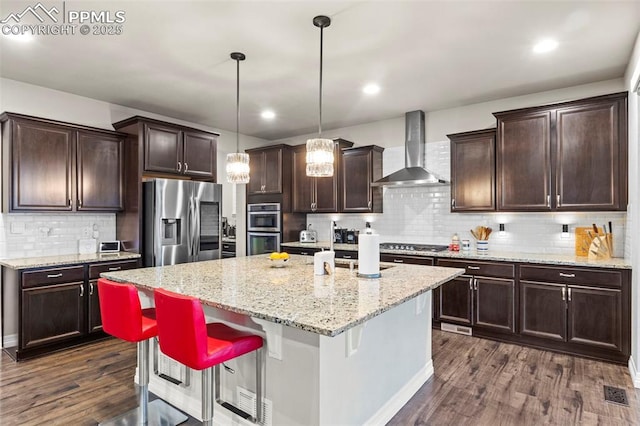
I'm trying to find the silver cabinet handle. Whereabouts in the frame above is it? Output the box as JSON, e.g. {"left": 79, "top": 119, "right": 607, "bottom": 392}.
{"left": 177, "top": 161, "right": 182, "bottom": 172}
{"left": 474, "top": 278, "right": 478, "bottom": 291}
{"left": 393, "top": 259, "right": 404, "bottom": 263}
{"left": 568, "top": 288, "right": 572, "bottom": 302}
{"left": 342, "top": 255, "right": 353, "bottom": 259}
{"left": 108, "top": 267, "right": 122, "bottom": 271}
{"left": 78, "top": 199, "right": 82, "bottom": 207}
{"left": 47, "top": 273, "right": 63, "bottom": 278}
{"left": 368, "top": 201, "right": 372, "bottom": 210}
{"left": 80, "top": 285, "right": 84, "bottom": 297}
{"left": 184, "top": 162, "right": 189, "bottom": 172}
{"left": 546, "top": 195, "right": 551, "bottom": 207}
{"left": 557, "top": 194, "right": 560, "bottom": 206}
{"left": 469, "top": 277, "right": 473, "bottom": 290}
{"left": 561, "top": 287, "right": 566, "bottom": 301}
{"left": 467, "top": 266, "right": 480, "bottom": 270}
{"left": 559, "top": 273, "right": 575, "bottom": 278}
{"left": 451, "top": 198, "right": 455, "bottom": 208}
{"left": 68, "top": 199, "right": 72, "bottom": 207}
{"left": 89, "top": 282, "right": 94, "bottom": 296}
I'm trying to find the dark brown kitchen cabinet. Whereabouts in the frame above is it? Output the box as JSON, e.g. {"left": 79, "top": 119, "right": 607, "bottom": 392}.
{"left": 518, "top": 264, "right": 629, "bottom": 363}
{"left": 77, "top": 130, "right": 124, "bottom": 211}
{"left": 246, "top": 145, "right": 292, "bottom": 195}
{"left": 1, "top": 258, "right": 140, "bottom": 361}
{"left": 143, "top": 122, "right": 217, "bottom": 179}
{"left": 341, "top": 146, "right": 384, "bottom": 213}
{"left": 436, "top": 259, "right": 515, "bottom": 334}
{"left": 448, "top": 129, "right": 496, "bottom": 212}
{"left": 292, "top": 139, "right": 353, "bottom": 213}
{"left": 0, "top": 113, "right": 125, "bottom": 213}
{"left": 494, "top": 92, "right": 627, "bottom": 212}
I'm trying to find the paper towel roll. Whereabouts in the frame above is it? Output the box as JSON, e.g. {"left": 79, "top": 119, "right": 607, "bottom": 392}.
{"left": 314, "top": 251, "right": 335, "bottom": 275}
{"left": 358, "top": 233, "right": 380, "bottom": 277}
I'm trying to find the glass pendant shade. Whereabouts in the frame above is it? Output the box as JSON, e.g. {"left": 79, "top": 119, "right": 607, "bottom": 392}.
{"left": 306, "top": 137, "right": 334, "bottom": 177}
{"left": 226, "top": 152, "right": 250, "bottom": 183}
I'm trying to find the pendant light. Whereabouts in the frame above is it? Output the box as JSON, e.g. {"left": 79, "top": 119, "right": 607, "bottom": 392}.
{"left": 226, "top": 52, "right": 250, "bottom": 184}
{"left": 306, "top": 15, "right": 334, "bottom": 178}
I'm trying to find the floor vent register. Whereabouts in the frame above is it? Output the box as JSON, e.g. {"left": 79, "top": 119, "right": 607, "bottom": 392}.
{"left": 603, "top": 385, "right": 629, "bottom": 406}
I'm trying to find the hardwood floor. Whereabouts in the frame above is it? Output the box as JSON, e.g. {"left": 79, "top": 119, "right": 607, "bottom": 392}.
{"left": 1, "top": 331, "right": 639, "bottom": 425}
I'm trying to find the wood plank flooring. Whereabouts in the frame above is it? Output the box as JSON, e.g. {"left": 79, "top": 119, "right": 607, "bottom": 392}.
{"left": 1, "top": 331, "right": 639, "bottom": 425}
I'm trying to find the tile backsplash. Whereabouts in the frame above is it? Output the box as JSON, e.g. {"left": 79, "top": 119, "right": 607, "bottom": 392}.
{"left": 0, "top": 213, "right": 116, "bottom": 259}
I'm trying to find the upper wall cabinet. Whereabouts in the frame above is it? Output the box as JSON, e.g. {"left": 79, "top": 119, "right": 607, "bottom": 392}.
{"left": 494, "top": 92, "right": 627, "bottom": 212}
{"left": 114, "top": 116, "right": 218, "bottom": 181}
{"left": 340, "top": 145, "right": 384, "bottom": 213}
{"left": 1, "top": 113, "right": 124, "bottom": 212}
{"left": 292, "top": 139, "right": 353, "bottom": 213}
{"left": 448, "top": 129, "right": 496, "bottom": 212}
{"left": 246, "top": 145, "right": 291, "bottom": 195}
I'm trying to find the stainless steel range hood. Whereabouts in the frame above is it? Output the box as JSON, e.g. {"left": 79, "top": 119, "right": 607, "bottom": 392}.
{"left": 371, "top": 110, "right": 448, "bottom": 187}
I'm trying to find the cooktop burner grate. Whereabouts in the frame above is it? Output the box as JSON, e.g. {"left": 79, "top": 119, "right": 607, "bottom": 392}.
{"left": 380, "top": 242, "right": 449, "bottom": 252}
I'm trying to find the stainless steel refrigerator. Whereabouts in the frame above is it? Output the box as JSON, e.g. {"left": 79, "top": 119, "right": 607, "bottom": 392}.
{"left": 143, "top": 178, "right": 222, "bottom": 266}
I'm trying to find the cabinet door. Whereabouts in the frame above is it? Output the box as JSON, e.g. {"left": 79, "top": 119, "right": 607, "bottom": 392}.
{"left": 474, "top": 277, "right": 515, "bottom": 333}
{"left": 568, "top": 285, "right": 622, "bottom": 351}
{"left": 87, "top": 280, "right": 102, "bottom": 333}
{"left": 496, "top": 111, "right": 552, "bottom": 211}
{"left": 292, "top": 146, "right": 314, "bottom": 212}
{"left": 21, "top": 282, "right": 85, "bottom": 349}
{"left": 555, "top": 100, "right": 621, "bottom": 210}
{"left": 144, "top": 123, "right": 182, "bottom": 174}
{"left": 263, "top": 148, "right": 283, "bottom": 193}
{"left": 520, "top": 281, "right": 566, "bottom": 341}
{"left": 314, "top": 175, "right": 339, "bottom": 212}
{"left": 76, "top": 131, "right": 124, "bottom": 211}
{"left": 248, "top": 151, "right": 265, "bottom": 194}
{"left": 183, "top": 130, "right": 216, "bottom": 179}
{"left": 11, "top": 119, "right": 74, "bottom": 211}
{"left": 342, "top": 148, "right": 373, "bottom": 212}
{"left": 439, "top": 276, "right": 473, "bottom": 325}
{"left": 450, "top": 130, "right": 495, "bottom": 211}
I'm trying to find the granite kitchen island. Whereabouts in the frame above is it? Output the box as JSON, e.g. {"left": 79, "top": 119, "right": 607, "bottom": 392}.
{"left": 102, "top": 254, "right": 464, "bottom": 425}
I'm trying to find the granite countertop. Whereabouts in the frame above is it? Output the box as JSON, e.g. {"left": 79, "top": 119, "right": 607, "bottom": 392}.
{"left": 280, "top": 241, "right": 632, "bottom": 269}
{"left": 101, "top": 254, "right": 464, "bottom": 337}
{"left": 0, "top": 252, "right": 141, "bottom": 270}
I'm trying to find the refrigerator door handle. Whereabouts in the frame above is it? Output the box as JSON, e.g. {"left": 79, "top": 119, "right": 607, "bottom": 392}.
{"left": 194, "top": 198, "right": 201, "bottom": 260}
{"left": 186, "top": 196, "right": 193, "bottom": 257}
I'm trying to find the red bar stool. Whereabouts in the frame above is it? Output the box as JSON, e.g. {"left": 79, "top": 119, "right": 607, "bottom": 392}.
{"left": 97, "top": 278, "right": 187, "bottom": 425}
{"left": 153, "top": 288, "right": 264, "bottom": 425}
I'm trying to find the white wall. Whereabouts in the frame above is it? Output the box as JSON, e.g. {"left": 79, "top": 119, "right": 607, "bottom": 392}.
{"left": 624, "top": 31, "right": 640, "bottom": 386}
{"left": 0, "top": 78, "right": 269, "bottom": 258}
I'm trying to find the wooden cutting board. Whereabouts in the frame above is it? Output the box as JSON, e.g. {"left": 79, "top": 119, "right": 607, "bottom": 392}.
{"left": 575, "top": 226, "right": 604, "bottom": 256}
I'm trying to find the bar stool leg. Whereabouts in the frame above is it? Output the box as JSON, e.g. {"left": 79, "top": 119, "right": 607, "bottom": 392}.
{"left": 99, "top": 339, "right": 188, "bottom": 426}
{"left": 256, "top": 348, "right": 263, "bottom": 424}
{"left": 202, "top": 367, "right": 214, "bottom": 426}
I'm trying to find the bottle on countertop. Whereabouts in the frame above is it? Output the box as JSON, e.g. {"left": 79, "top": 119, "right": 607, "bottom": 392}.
{"left": 449, "top": 233, "right": 460, "bottom": 252}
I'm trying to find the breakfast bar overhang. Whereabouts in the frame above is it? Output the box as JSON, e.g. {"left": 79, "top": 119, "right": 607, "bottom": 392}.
{"left": 102, "top": 254, "right": 464, "bottom": 425}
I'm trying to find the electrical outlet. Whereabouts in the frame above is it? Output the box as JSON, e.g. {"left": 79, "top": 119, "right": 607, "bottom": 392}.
{"left": 10, "top": 222, "right": 25, "bottom": 234}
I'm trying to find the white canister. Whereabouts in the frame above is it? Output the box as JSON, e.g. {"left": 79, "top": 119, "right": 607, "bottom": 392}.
{"left": 461, "top": 239, "right": 471, "bottom": 251}
{"left": 476, "top": 240, "right": 489, "bottom": 253}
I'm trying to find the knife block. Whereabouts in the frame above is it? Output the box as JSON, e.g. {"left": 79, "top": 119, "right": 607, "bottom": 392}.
{"left": 587, "top": 234, "right": 613, "bottom": 260}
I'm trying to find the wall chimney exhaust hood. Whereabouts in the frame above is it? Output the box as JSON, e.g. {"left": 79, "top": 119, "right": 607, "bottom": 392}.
{"left": 371, "top": 110, "right": 448, "bottom": 187}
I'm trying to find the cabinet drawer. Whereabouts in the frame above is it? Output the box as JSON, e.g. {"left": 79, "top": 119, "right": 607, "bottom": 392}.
{"left": 380, "top": 254, "right": 434, "bottom": 265}
{"left": 286, "top": 247, "right": 321, "bottom": 256}
{"left": 222, "top": 243, "right": 236, "bottom": 252}
{"left": 437, "top": 259, "right": 514, "bottom": 278}
{"left": 335, "top": 250, "right": 357, "bottom": 260}
{"left": 89, "top": 260, "right": 139, "bottom": 279}
{"left": 23, "top": 266, "right": 85, "bottom": 288}
{"left": 519, "top": 265, "right": 622, "bottom": 288}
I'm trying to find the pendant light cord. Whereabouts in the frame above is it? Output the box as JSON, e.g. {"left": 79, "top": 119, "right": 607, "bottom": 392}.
{"left": 318, "top": 24, "right": 323, "bottom": 136}
{"left": 236, "top": 56, "right": 240, "bottom": 152}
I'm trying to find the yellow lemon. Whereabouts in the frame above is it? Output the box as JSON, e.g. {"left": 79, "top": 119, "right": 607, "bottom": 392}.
{"left": 269, "top": 252, "right": 280, "bottom": 260}
{"left": 279, "top": 252, "right": 289, "bottom": 260}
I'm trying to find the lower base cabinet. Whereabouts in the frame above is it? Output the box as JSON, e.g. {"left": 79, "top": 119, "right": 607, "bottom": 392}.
{"left": 3, "top": 258, "right": 139, "bottom": 361}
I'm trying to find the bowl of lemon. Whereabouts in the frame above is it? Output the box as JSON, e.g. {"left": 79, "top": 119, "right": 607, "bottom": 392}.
{"left": 268, "top": 252, "right": 290, "bottom": 267}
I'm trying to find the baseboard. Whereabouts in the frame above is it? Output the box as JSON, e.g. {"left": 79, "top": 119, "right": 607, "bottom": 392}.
{"left": 628, "top": 356, "right": 640, "bottom": 388}
{"left": 365, "top": 359, "right": 434, "bottom": 425}
{"left": 2, "top": 333, "right": 17, "bottom": 348}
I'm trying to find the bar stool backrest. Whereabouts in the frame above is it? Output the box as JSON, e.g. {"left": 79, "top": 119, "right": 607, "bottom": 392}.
{"left": 97, "top": 278, "right": 148, "bottom": 342}
{"left": 154, "top": 288, "right": 212, "bottom": 370}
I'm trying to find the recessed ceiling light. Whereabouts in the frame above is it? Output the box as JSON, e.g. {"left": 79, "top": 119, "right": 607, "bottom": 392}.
{"left": 363, "top": 83, "right": 380, "bottom": 95}
{"left": 261, "top": 110, "right": 276, "bottom": 120}
{"left": 533, "top": 39, "right": 558, "bottom": 53}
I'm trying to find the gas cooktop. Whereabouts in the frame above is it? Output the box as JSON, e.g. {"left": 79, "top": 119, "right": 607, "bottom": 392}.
{"left": 379, "top": 242, "right": 449, "bottom": 252}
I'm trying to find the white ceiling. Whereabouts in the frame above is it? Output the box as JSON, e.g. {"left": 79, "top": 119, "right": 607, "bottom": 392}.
{"left": 1, "top": 1, "right": 639, "bottom": 140}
